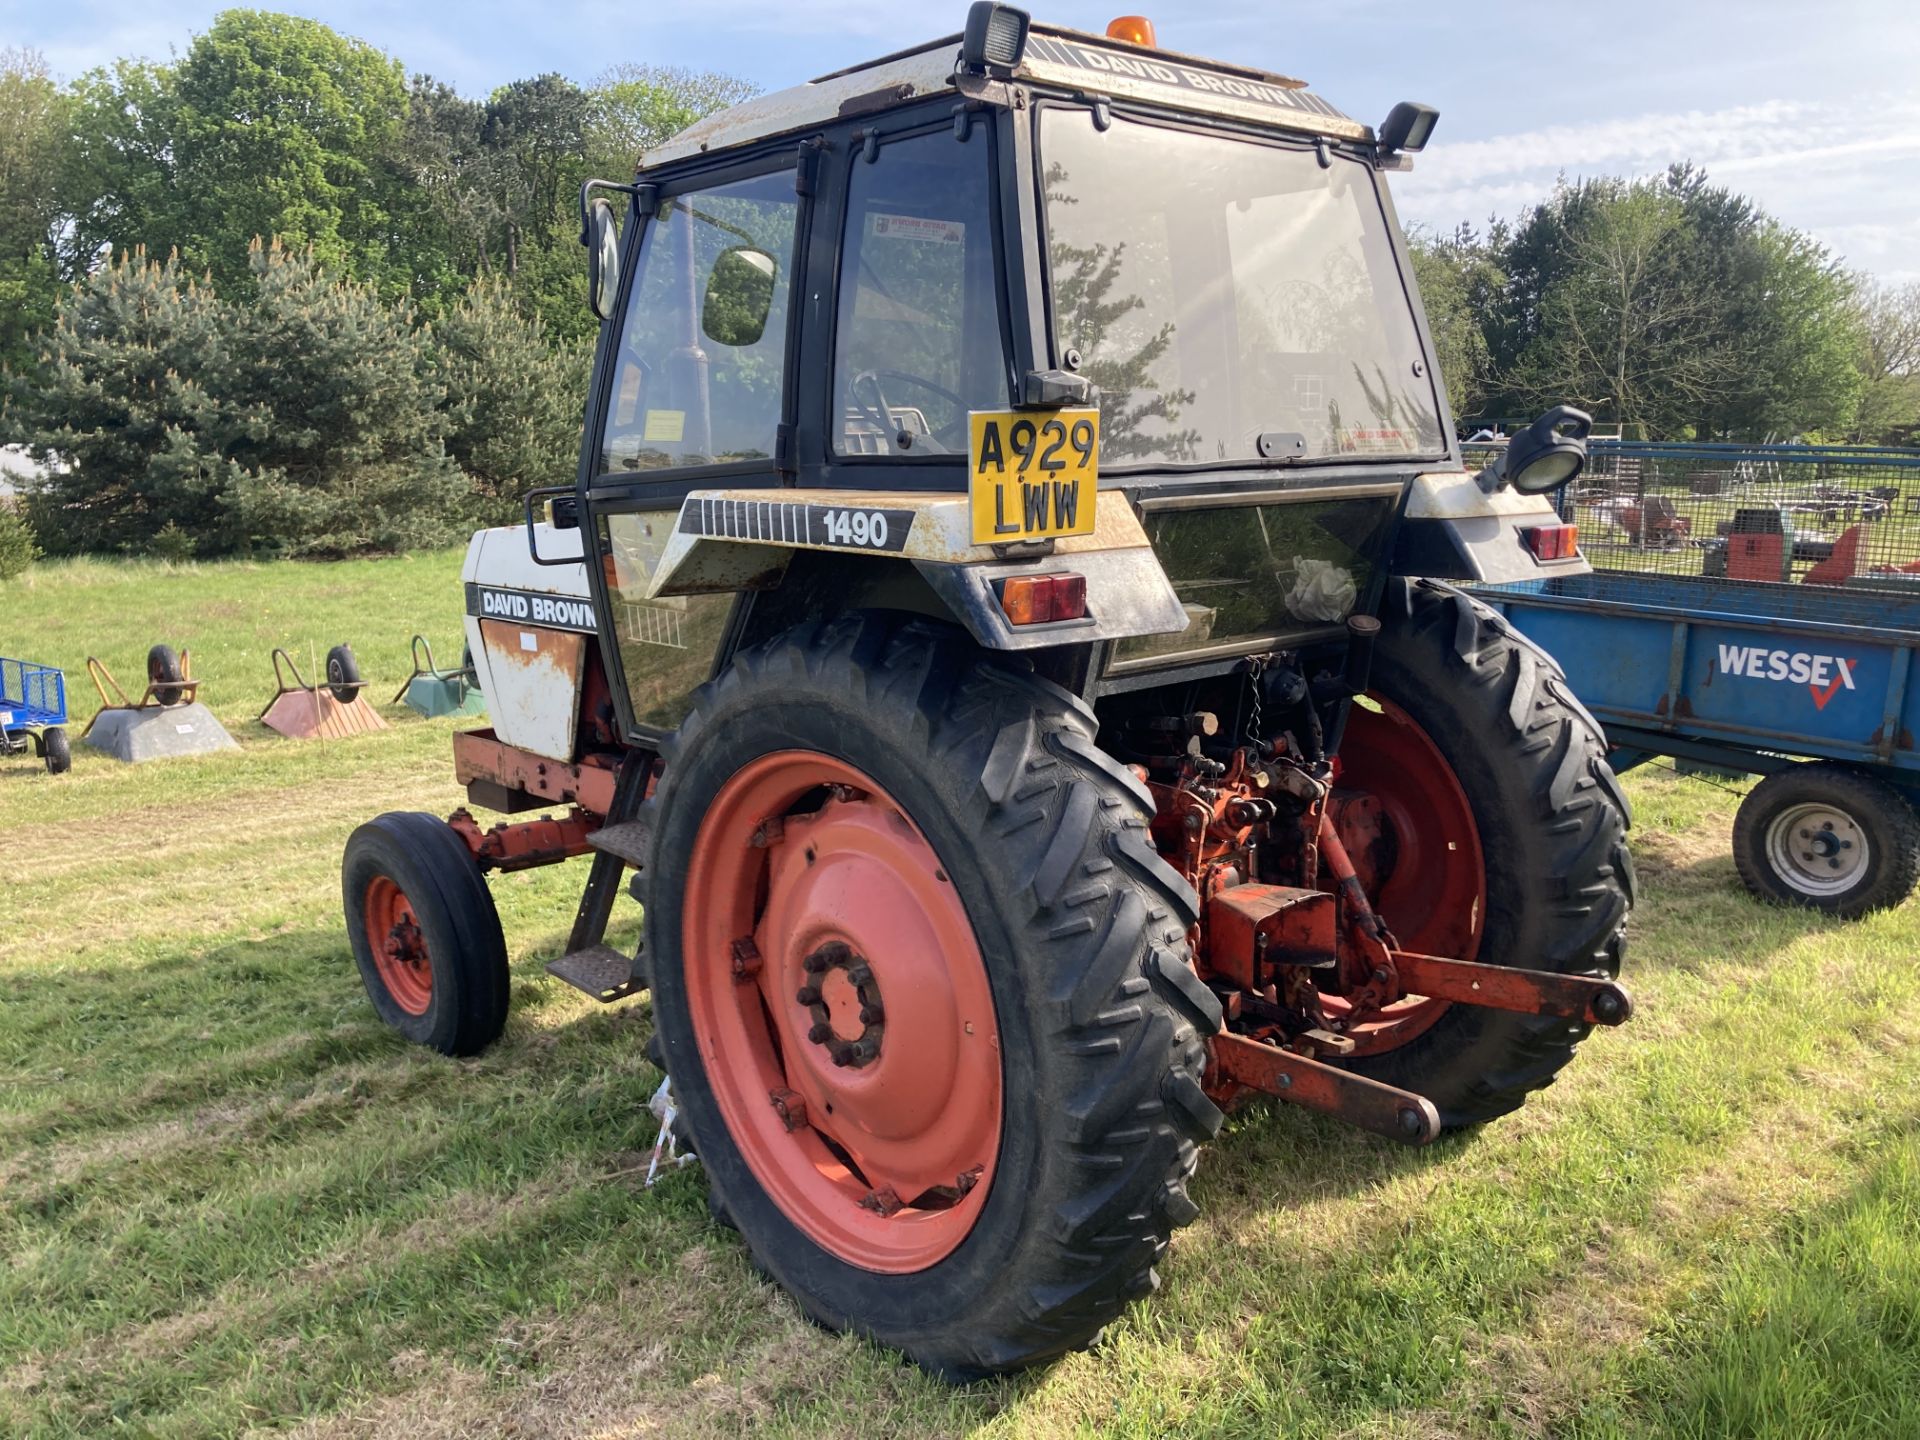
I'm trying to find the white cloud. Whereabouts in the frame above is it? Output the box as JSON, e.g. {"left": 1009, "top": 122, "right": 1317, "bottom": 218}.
{"left": 1392, "top": 92, "right": 1920, "bottom": 281}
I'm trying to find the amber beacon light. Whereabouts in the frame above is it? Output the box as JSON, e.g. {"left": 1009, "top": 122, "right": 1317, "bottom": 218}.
{"left": 1106, "top": 15, "right": 1157, "bottom": 45}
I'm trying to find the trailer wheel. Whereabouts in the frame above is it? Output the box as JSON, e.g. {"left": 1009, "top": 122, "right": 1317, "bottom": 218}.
{"left": 1732, "top": 764, "right": 1920, "bottom": 917}
{"left": 342, "top": 812, "right": 509, "bottom": 1054}
{"left": 638, "top": 613, "right": 1221, "bottom": 1378}
{"left": 1330, "top": 578, "right": 1635, "bottom": 1129}
{"left": 148, "top": 644, "right": 186, "bottom": 706}
{"left": 325, "top": 644, "right": 363, "bottom": 706}
{"left": 41, "top": 726, "right": 71, "bottom": 775}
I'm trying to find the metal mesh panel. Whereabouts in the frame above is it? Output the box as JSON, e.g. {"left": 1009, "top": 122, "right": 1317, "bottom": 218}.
{"left": 1463, "top": 442, "right": 1920, "bottom": 591}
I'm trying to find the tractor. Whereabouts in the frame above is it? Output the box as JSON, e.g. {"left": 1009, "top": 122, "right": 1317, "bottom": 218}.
{"left": 344, "top": 6, "right": 1635, "bottom": 1380}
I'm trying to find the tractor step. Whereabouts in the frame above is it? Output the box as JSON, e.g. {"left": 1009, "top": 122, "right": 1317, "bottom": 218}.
{"left": 586, "top": 820, "right": 651, "bottom": 869}
{"left": 546, "top": 944, "right": 645, "bottom": 1003}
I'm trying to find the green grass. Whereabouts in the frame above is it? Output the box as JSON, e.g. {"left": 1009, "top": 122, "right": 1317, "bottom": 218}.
{"left": 4, "top": 553, "right": 1920, "bottom": 1437}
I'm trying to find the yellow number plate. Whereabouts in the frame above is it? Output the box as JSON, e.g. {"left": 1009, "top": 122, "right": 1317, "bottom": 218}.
{"left": 968, "top": 408, "right": 1100, "bottom": 546}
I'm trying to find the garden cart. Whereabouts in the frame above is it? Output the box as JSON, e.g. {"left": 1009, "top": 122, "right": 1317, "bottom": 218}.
{"left": 0, "top": 656, "right": 70, "bottom": 773}
{"left": 342, "top": 5, "right": 1635, "bottom": 1380}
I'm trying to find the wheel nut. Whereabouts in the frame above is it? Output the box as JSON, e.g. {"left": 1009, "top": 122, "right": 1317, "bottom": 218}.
{"left": 831, "top": 1045, "right": 854, "bottom": 1068}
{"left": 860, "top": 1004, "right": 883, "bottom": 1024}
{"left": 808, "top": 1023, "right": 831, "bottom": 1044}
{"left": 796, "top": 986, "right": 821, "bottom": 1006}
{"left": 802, "top": 952, "right": 828, "bottom": 974}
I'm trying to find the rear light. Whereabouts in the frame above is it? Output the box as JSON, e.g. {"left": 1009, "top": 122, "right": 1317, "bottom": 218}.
{"left": 1522, "top": 523, "right": 1578, "bottom": 561}
{"left": 999, "top": 573, "right": 1088, "bottom": 625}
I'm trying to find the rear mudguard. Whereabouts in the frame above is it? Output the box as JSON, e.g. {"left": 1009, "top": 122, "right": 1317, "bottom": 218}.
{"left": 644, "top": 487, "right": 1188, "bottom": 652}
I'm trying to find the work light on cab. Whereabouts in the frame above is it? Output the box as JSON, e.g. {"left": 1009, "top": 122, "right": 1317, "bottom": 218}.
{"left": 1477, "top": 405, "right": 1594, "bottom": 495}
{"left": 961, "top": 2, "right": 1031, "bottom": 73}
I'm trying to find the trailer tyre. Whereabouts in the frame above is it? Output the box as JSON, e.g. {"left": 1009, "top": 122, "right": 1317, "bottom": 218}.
{"left": 41, "top": 726, "right": 70, "bottom": 775}
{"left": 342, "top": 812, "right": 510, "bottom": 1055}
{"left": 638, "top": 612, "right": 1221, "bottom": 1379}
{"left": 1733, "top": 764, "right": 1920, "bottom": 917}
{"left": 1335, "top": 579, "right": 1636, "bottom": 1129}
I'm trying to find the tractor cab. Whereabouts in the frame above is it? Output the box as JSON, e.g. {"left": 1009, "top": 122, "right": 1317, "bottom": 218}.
{"left": 345, "top": 6, "right": 1632, "bottom": 1385}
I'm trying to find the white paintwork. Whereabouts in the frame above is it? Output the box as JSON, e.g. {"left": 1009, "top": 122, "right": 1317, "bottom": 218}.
{"left": 1405, "top": 470, "right": 1566, "bottom": 522}
{"left": 462, "top": 524, "right": 592, "bottom": 762}
{"left": 641, "top": 21, "right": 1363, "bottom": 170}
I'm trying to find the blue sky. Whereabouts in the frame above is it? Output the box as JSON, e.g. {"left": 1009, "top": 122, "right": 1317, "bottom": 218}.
{"left": 9, "top": 0, "right": 1920, "bottom": 281}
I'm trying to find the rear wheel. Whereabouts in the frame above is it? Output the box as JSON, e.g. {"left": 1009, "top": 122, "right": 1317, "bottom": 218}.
{"left": 1330, "top": 578, "right": 1635, "bottom": 1129}
{"left": 342, "top": 812, "right": 509, "bottom": 1054}
{"left": 41, "top": 726, "right": 71, "bottom": 775}
{"left": 1733, "top": 764, "right": 1920, "bottom": 917}
{"left": 148, "top": 644, "right": 185, "bottom": 706}
{"left": 640, "top": 613, "right": 1222, "bottom": 1378}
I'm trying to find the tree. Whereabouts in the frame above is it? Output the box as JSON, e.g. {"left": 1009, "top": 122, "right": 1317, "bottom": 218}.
{"left": 1507, "top": 180, "right": 1724, "bottom": 436}
{"left": 587, "top": 64, "right": 758, "bottom": 172}
{"left": 1853, "top": 280, "right": 1920, "bottom": 442}
{"left": 434, "top": 278, "right": 591, "bottom": 521}
{"left": 0, "top": 48, "right": 73, "bottom": 375}
{"left": 1407, "top": 225, "right": 1506, "bottom": 423}
{"left": 11, "top": 244, "right": 473, "bottom": 557}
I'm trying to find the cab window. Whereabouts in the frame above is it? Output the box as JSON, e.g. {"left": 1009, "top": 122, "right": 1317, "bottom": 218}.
{"left": 831, "top": 129, "right": 1006, "bottom": 458}
{"left": 599, "top": 170, "right": 798, "bottom": 474}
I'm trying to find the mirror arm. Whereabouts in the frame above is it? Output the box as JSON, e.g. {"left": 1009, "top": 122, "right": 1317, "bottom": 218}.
{"left": 578, "top": 178, "right": 647, "bottom": 242}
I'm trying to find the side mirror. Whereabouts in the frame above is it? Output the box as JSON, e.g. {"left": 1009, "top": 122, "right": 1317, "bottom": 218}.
{"left": 584, "top": 198, "right": 620, "bottom": 321}
{"left": 702, "top": 246, "right": 777, "bottom": 348}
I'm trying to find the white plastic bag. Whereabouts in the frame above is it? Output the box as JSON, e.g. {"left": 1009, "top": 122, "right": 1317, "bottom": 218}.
{"left": 1286, "top": 557, "right": 1358, "bottom": 623}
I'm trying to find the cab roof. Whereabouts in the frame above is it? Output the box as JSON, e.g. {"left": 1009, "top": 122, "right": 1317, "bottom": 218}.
{"left": 640, "top": 20, "right": 1367, "bottom": 171}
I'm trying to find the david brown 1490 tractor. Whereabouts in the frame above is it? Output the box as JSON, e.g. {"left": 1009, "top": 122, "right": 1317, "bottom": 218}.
{"left": 343, "top": 6, "right": 1635, "bottom": 1378}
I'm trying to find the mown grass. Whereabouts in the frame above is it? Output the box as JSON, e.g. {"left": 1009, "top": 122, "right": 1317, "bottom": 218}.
{"left": 4, "top": 553, "right": 1919, "bottom": 1437}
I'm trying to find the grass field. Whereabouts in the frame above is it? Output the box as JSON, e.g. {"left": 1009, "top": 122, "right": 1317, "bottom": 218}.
{"left": 4, "top": 553, "right": 1919, "bottom": 1438}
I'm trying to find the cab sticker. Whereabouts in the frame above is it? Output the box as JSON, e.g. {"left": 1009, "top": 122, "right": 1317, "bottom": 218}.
{"left": 969, "top": 407, "right": 1100, "bottom": 546}
{"left": 643, "top": 409, "right": 686, "bottom": 443}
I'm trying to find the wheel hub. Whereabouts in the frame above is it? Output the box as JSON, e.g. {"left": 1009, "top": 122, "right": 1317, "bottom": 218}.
{"left": 1766, "top": 802, "right": 1868, "bottom": 895}
{"left": 682, "top": 751, "right": 1002, "bottom": 1273}
{"left": 798, "top": 941, "right": 884, "bottom": 1067}
{"left": 364, "top": 877, "right": 432, "bottom": 1016}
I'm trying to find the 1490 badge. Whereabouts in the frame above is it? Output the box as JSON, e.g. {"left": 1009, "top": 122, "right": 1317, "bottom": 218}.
{"left": 968, "top": 408, "right": 1099, "bottom": 546}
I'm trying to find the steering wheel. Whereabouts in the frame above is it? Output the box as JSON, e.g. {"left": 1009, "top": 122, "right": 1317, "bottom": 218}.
{"left": 850, "top": 369, "right": 970, "bottom": 453}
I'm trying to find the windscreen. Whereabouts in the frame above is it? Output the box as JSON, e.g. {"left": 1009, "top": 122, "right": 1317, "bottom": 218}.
{"left": 1040, "top": 108, "right": 1444, "bottom": 467}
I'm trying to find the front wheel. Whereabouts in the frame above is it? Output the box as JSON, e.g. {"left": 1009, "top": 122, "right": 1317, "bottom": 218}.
{"left": 639, "top": 614, "right": 1223, "bottom": 1378}
{"left": 342, "top": 812, "right": 509, "bottom": 1054}
{"left": 41, "top": 726, "right": 71, "bottom": 775}
{"left": 1733, "top": 764, "right": 1920, "bottom": 917}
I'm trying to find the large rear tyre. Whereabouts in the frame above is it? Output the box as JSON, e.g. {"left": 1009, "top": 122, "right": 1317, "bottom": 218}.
{"left": 342, "top": 812, "right": 509, "bottom": 1055}
{"left": 639, "top": 613, "right": 1223, "bottom": 1378}
{"left": 1732, "top": 763, "right": 1920, "bottom": 917}
{"left": 1333, "top": 578, "right": 1635, "bottom": 1129}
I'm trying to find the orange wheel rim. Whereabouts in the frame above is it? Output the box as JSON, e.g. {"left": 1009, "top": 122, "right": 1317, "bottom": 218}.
{"left": 683, "top": 752, "right": 1002, "bottom": 1273}
{"left": 1326, "top": 698, "right": 1486, "bottom": 1057}
{"left": 366, "top": 876, "right": 433, "bottom": 1016}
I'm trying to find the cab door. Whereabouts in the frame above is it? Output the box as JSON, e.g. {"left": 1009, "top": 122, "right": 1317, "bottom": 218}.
{"left": 579, "top": 154, "right": 811, "bottom": 740}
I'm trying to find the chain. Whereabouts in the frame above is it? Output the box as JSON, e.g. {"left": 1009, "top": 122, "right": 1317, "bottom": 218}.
{"left": 1245, "top": 655, "right": 1267, "bottom": 750}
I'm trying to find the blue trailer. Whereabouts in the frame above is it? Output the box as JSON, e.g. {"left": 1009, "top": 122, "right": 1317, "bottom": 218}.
{"left": 0, "top": 656, "right": 71, "bottom": 774}
{"left": 1476, "top": 573, "right": 1920, "bottom": 916}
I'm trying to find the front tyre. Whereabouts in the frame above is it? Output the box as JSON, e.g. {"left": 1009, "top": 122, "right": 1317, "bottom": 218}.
{"left": 342, "top": 812, "right": 510, "bottom": 1054}
{"left": 1733, "top": 763, "right": 1920, "bottom": 917}
{"left": 639, "top": 614, "right": 1223, "bottom": 1378}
